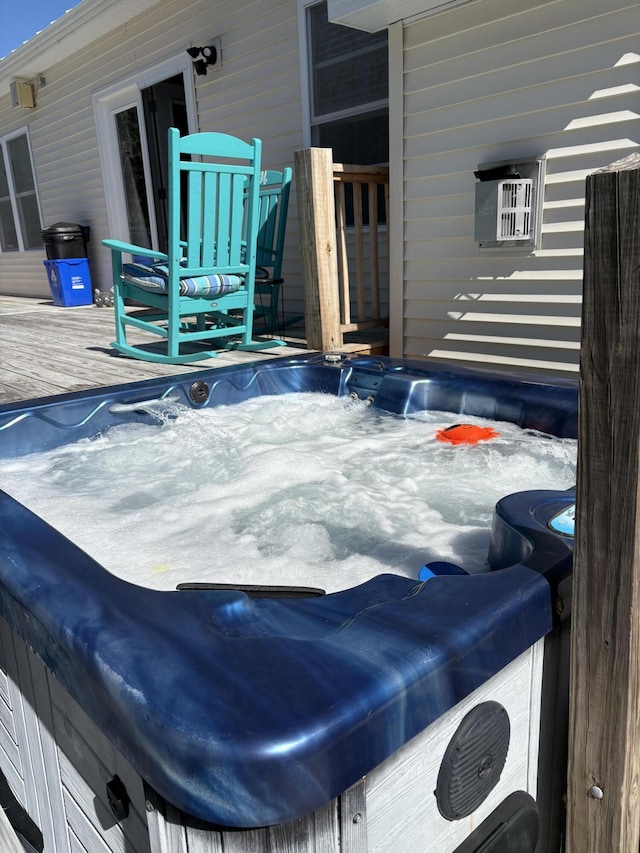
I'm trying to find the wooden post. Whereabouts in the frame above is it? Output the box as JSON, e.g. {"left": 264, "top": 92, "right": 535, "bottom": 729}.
{"left": 294, "top": 147, "right": 342, "bottom": 351}
{"left": 567, "top": 152, "right": 640, "bottom": 851}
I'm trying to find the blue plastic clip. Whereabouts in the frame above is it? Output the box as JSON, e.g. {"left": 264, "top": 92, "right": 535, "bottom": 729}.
{"left": 418, "top": 561, "right": 469, "bottom": 582}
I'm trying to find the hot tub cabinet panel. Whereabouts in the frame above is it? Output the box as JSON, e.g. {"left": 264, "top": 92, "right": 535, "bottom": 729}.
{"left": 0, "top": 616, "right": 151, "bottom": 853}
{"left": 0, "top": 354, "right": 578, "bottom": 852}
{"left": 0, "top": 619, "right": 49, "bottom": 847}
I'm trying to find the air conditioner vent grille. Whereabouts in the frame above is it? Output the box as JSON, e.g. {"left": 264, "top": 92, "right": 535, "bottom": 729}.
{"left": 497, "top": 179, "right": 534, "bottom": 241}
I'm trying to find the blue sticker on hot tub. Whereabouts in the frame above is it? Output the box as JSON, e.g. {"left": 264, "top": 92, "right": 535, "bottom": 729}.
{"left": 548, "top": 504, "right": 575, "bottom": 536}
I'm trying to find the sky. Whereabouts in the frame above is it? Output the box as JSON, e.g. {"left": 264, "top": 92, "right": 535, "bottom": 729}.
{"left": 0, "top": 0, "right": 82, "bottom": 59}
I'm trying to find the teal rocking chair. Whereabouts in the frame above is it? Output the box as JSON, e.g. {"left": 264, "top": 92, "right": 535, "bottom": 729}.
{"left": 102, "top": 129, "right": 286, "bottom": 363}
{"left": 253, "top": 167, "right": 292, "bottom": 335}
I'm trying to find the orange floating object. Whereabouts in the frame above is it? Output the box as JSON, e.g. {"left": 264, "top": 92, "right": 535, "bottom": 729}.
{"left": 435, "top": 423, "right": 500, "bottom": 445}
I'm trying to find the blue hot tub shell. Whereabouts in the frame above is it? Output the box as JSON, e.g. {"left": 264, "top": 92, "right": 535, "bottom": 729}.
{"left": 0, "top": 354, "right": 578, "bottom": 830}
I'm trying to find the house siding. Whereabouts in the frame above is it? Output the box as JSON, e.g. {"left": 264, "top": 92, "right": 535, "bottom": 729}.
{"left": 399, "top": 0, "right": 640, "bottom": 375}
{"left": 0, "top": 0, "right": 305, "bottom": 312}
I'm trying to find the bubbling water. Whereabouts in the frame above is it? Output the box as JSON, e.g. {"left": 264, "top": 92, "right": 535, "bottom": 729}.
{"left": 0, "top": 392, "right": 576, "bottom": 593}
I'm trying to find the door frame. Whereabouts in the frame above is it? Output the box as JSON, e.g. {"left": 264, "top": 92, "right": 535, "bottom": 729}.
{"left": 93, "top": 53, "right": 198, "bottom": 248}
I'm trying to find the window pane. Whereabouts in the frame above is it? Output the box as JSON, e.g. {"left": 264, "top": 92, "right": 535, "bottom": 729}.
{"left": 7, "top": 134, "right": 35, "bottom": 194}
{"left": 0, "top": 199, "right": 19, "bottom": 251}
{"left": 312, "top": 108, "right": 389, "bottom": 165}
{"left": 0, "top": 155, "right": 9, "bottom": 198}
{"left": 309, "top": 1, "right": 388, "bottom": 117}
{"left": 17, "top": 194, "right": 42, "bottom": 249}
{"left": 115, "top": 107, "right": 152, "bottom": 247}
{"left": 0, "top": 132, "right": 42, "bottom": 252}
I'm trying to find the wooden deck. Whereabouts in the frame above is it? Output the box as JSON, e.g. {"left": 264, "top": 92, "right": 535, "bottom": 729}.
{"left": 0, "top": 296, "right": 311, "bottom": 406}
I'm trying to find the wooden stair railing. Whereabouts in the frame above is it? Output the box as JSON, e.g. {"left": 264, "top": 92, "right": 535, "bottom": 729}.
{"left": 295, "top": 147, "right": 389, "bottom": 353}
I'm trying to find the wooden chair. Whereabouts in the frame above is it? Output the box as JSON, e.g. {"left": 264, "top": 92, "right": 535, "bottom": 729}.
{"left": 253, "top": 167, "right": 292, "bottom": 334}
{"left": 102, "top": 129, "right": 286, "bottom": 363}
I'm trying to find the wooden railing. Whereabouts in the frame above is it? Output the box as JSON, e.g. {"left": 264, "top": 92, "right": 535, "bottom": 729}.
{"left": 294, "top": 147, "right": 389, "bottom": 352}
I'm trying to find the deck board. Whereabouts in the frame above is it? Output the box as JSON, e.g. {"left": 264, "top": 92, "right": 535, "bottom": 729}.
{"left": 0, "top": 297, "right": 310, "bottom": 405}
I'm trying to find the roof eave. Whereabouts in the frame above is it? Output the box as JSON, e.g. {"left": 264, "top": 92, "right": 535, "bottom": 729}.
{"left": 0, "top": 0, "right": 163, "bottom": 93}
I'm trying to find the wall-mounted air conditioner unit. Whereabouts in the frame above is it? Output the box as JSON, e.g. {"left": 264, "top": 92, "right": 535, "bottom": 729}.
{"left": 474, "top": 159, "right": 544, "bottom": 249}
{"left": 10, "top": 80, "right": 36, "bottom": 109}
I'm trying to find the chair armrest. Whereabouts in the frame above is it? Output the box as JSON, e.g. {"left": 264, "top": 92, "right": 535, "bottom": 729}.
{"left": 102, "top": 239, "right": 168, "bottom": 262}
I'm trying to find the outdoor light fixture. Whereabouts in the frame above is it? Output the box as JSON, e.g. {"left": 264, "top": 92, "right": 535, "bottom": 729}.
{"left": 187, "top": 44, "right": 219, "bottom": 76}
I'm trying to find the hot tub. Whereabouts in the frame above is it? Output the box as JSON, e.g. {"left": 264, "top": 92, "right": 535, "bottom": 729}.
{"left": 0, "top": 354, "right": 577, "bottom": 853}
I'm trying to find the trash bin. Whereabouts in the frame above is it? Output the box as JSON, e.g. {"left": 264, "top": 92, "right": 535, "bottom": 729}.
{"left": 41, "top": 222, "right": 90, "bottom": 260}
{"left": 42, "top": 222, "right": 93, "bottom": 306}
{"left": 43, "top": 258, "right": 93, "bottom": 307}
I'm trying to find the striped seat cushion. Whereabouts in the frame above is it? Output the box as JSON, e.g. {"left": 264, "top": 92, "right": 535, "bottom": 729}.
{"left": 122, "top": 260, "right": 243, "bottom": 298}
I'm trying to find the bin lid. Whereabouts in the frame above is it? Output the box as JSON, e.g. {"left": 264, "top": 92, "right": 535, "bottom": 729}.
{"left": 42, "top": 221, "right": 87, "bottom": 237}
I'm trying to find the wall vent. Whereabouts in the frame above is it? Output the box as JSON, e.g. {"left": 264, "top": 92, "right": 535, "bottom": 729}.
{"left": 497, "top": 179, "right": 534, "bottom": 241}
{"left": 474, "top": 159, "right": 544, "bottom": 249}
{"left": 10, "top": 80, "right": 36, "bottom": 109}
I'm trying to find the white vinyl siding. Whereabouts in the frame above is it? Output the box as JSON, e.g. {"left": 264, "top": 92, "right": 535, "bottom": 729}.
{"left": 0, "top": 0, "right": 305, "bottom": 309}
{"left": 399, "top": 0, "right": 640, "bottom": 375}
{"left": 196, "top": 1, "right": 306, "bottom": 316}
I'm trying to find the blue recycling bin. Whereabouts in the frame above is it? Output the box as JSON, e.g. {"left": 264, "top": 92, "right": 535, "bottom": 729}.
{"left": 43, "top": 258, "right": 93, "bottom": 307}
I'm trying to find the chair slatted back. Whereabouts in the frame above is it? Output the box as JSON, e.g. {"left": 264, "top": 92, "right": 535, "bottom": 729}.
{"left": 255, "top": 167, "right": 292, "bottom": 280}
{"left": 168, "top": 128, "right": 262, "bottom": 278}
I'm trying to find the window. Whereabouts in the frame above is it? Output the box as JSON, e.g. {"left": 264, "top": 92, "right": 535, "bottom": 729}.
{"left": 305, "top": 0, "right": 388, "bottom": 166}
{"left": 0, "top": 130, "right": 42, "bottom": 252}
